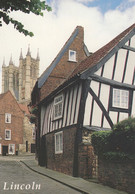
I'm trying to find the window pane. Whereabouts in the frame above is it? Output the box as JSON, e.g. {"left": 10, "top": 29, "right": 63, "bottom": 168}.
{"left": 55, "top": 132, "right": 63, "bottom": 154}
{"left": 69, "top": 50, "right": 76, "bottom": 61}
{"left": 113, "top": 89, "right": 120, "bottom": 107}
{"left": 5, "top": 130, "right": 11, "bottom": 140}
{"left": 54, "top": 95, "right": 63, "bottom": 119}
{"left": 9, "top": 144, "right": 15, "bottom": 154}
{"left": 56, "top": 135, "right": 59, "bottom": 152}
{"left": 113, "top": 88, "right": 129, "bottom": 109}
{"left": 60, "top": 133, "right": 63, "bottom": 151}
{"left": 121, "top": 90, "right": 129, "bottom": 108}
{"left": 5, "top": 113, "right": 11, "bottom": 123}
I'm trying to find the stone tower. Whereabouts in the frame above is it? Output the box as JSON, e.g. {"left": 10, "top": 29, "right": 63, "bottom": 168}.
{"left": 2, "top": 47, "right": 39, "bottom": 105}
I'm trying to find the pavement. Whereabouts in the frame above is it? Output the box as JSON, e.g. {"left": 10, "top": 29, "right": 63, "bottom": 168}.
{"left": 19, "top": 155, "right": 127, "bottom": 194}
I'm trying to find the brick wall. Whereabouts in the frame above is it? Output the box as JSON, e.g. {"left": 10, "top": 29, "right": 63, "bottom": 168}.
{"left": 98, "top": 159, "right": 135, "bottom": 194}
{"left": 46, "top": 126, "right": 77, "bottom": 176}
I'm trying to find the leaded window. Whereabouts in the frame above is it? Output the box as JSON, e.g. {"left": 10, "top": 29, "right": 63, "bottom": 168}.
{"left": 54, "top": 95, "right": 63, "bottom": 120}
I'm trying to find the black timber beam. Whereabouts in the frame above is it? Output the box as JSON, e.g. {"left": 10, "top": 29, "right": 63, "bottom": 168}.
{"left": 91, "top": 74, "right": 135, "bottom": 90}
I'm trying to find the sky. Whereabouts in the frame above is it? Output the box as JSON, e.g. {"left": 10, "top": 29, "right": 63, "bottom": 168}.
{"left": 0, "top": 0, "right": 135, "bottom": 93}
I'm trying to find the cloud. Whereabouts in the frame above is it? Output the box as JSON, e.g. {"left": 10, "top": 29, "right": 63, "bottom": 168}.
{"left": 75, "top": 0, "right": 94, "bottom": 3}
{"left": 117, "top": 0, "right": 135, "bottom": 10}
{"left": 0, "top": 0, "right": 135, "bottom": 93}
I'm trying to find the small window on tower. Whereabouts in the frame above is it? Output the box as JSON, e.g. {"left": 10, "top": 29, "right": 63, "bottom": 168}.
{"left": 69, "top": 50, "right": 77, "bottom": 62}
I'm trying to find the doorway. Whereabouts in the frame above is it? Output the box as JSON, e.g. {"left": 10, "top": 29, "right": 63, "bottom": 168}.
{"left": 31, "top": 144, "right": 35, "bottom": 153}
{"left": 2, "top": 146, "right": 8, "bottom": 156}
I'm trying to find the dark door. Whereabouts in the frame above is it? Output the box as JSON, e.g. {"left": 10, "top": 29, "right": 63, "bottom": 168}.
{"left": 39, "top": 135, "right": 46, "bottom": 167}
{"left": 26, "top": 141, "right": 28, "bottom": 152}
{"left": 2, "top": 146, "right": 8, "bottom": 156}
{"left": 31, "top": 144, "right": 35, "bottom": 153}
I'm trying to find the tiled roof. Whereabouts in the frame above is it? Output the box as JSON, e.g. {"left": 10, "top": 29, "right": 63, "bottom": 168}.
{"left": 0, "top": 93, "right": 5, "bottom": 100}
{"left": 0, "top": 91, "right": 24, "bottom": 117}
{"left": 70, "top": 23, "right": 135, "bottom": 78}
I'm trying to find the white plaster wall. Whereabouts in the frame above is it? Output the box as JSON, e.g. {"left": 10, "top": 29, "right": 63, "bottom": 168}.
{"left": 83, "top": 93, "right": 92, "bottom": 125}
{"left": 114, "top": 49, "right": 127, "bottom": 82}
{"left": 91, "top": 101, "right": 102, "bottom": 126}
{"left": 124, "top": 51, "right": 135, "bottom": 84}
{"left": 102, "top": 55, "right": 115, "bottom": 79}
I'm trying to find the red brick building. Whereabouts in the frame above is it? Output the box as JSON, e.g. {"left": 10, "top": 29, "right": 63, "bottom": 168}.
{"left": 0, "top": 91, "right": 35, "bottom": 155}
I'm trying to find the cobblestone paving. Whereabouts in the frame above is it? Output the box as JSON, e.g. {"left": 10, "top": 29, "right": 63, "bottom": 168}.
{"left": 0, "top": 157, "right": 81, "bottom": 194}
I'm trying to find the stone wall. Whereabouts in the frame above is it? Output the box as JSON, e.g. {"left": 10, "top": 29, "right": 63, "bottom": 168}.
{"left": 78, "top": 144, "right": 98, "bottom": 179}
{"left": 98, "top": 159, "right": 135, "bottom": 194}
{"left": 78, "top": 128, "right": 98, "bottom": 179}
{"left": 19, "top": 116, "right": 35, "bottom": 154}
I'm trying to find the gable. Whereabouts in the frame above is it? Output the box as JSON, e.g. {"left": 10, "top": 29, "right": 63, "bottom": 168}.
{"left": 39, "top": 26, "right": 89, "bottom": 102}
{"left": 38, "top": 27, "right": 79, "bottom": 88}
{"left": 38, "top": 26, "right": 89, "bottom": 88}
{"left": 70, "top": 23, "right": 135, "bottom": 79}
{"left": 92, "top": 34, "right": 135, "bottom": 86}
{"left": 0, "top": 91, "right": 24, "bottom": 117}
{"left": 82, "top": 25, "right": 135, "bottom": 130}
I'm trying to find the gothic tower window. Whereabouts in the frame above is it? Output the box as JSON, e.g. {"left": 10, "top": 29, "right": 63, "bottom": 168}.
{"left": 22, "top": 65, "right": 26, "bottom": 87}
{"left": 33, "top": 66, "right": 36, "bottom": 77}
{"left": 30, "top": 66, "right": 32, "bottom": 77}
{"left": 4, "top": 72, "right": 9, "bottom": 92}
{"left": 16, "top": 73, "right": 19, "bottom": 88}
{"left": 13, "top": 72, "right": 16, "bottom": 91}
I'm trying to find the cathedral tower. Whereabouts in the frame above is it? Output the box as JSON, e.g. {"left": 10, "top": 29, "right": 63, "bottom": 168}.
{"left": 2, "top": 47, "right": 39, "bottom": 105}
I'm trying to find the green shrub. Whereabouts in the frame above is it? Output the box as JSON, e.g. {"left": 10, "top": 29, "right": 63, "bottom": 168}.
{"left": 91, "top": 131, "right": 112, "bottom": 156}
{"left": 112, "top": 117, "right": 135, "bottom": 154}
{"left": 102, "top": 152, "right": 135, "bottom": 161}
{"left": 91, "top": 117, "right": 135, "bottom": 160}
{"left": 31, "top": 106, "right": 38, "bottom": 115}
{"left": 113, "top": 117, "right": 135, "bottom": 132}
{"left": 30, "top": 115, "right": 36, "bottom": 124}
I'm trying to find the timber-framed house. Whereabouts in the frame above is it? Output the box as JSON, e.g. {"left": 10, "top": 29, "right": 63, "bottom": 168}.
{"left": 31, "top": 24, "right": 135, "bottom": 178}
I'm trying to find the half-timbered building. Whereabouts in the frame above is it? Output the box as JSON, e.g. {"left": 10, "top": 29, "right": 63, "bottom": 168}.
{"left": 31, "top": 24, "right": 135, "bottom": 178}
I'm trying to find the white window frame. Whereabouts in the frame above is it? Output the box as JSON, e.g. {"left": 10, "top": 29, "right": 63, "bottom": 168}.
{"left": 9, "top": 144, "right": 15, "bottom": 155}
{"left": 112, "top": 88, "right": 129, "bottom": 109}
{"left": 55, "top": 131, "right": 63, "bottom": 154}
{"left": 53, "top": 94, "right": 63, "bottom": 120}
{"left": 69, "top": 50, "right": 77, "bottom": 62}
{"left": 5, "top": 113, "right": 11, "bottom": 123}
{"left": 0, "top": 144, "right": 1, "bottom": 155}
{"left": 5, "top": 129, "right": 11, "bottom": 140}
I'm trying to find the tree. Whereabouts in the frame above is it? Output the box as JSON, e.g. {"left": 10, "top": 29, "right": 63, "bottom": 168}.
{"left": 0, "top": 0, "right": 51, "bottom": 36}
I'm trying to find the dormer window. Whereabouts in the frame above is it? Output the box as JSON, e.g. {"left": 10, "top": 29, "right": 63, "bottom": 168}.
{"left": 69, "top": 50, "right": 76, "bottom": 62}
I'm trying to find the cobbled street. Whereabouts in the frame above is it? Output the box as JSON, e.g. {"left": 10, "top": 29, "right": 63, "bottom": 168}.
{"left": 0, "top": 156, "right": 81, "bottom": 194}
